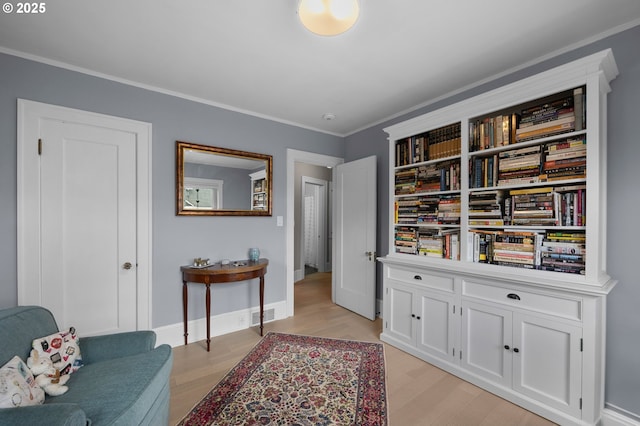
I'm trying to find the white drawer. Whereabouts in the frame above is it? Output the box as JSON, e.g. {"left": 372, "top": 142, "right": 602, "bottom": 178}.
{"left": 386, "top": 265, "right": 454, "bottom": 293}
{"left": 462, "top": 280, "right": 582, "bottom": 321}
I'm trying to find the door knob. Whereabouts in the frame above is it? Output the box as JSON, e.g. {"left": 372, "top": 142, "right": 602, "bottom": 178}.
{"left": 123, "top": 262, "right": 133, "bottom": 270}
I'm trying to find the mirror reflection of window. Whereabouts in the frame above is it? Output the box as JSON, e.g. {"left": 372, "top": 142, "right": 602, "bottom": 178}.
{"left": 183, "top": 177, "right": 223, "bottom": 210}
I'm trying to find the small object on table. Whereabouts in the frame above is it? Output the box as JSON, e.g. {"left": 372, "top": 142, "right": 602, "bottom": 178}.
{"left": 248, "top": 248, "right": 260, "bottom": 262}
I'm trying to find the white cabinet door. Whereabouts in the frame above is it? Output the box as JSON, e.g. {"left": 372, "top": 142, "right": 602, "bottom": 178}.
{"left": 416, "top": 290, "right": 456, "bottom": 362}
{"left": 384, "top": 279, "right": 456, "bottom": 364}
{"left": 462, "top": 300, "right": 583, "bottom": 417}
{"left": 513, "top": 313, "right": 582, "bottom": 417}
{"left": 461, "top": 300, "right": 513, "bottom": 387}
{"left": 384, "top": 281, "right": 415, "bottom": 346}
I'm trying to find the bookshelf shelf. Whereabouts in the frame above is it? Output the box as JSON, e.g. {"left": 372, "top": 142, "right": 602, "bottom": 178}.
{"left": 380, "top": 50, "right": 618, "bottom": 426}
{"left": 249, "top": 170, "right": 267, "bottom": 211}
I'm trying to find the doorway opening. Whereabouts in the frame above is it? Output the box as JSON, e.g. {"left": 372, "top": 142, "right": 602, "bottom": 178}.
{"left": 286, "top": 149, "right": 343, "bottom": 317}
{"left": 299, "top": 174, "right": 330, "bottom": 280}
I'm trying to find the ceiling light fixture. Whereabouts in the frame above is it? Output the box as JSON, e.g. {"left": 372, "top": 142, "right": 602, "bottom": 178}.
{"left": 298, "top": 0, "right": 360, "bottom": 36}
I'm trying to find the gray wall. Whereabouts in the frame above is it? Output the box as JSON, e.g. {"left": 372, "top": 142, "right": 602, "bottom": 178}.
{"left": 344, "top": 24, "right": 640, "bottom": 420}
{"left": 0, "top": 52, "right": 344, "bottom": 327}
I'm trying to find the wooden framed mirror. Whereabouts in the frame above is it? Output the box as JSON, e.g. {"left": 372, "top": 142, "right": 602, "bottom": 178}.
{"left": 176, "top": 141, "right": 272, "bottom": 216}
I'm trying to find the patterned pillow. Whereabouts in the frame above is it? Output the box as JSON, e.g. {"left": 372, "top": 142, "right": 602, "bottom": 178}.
{"left": 31, "top": 327, "right": 83, "bottom": 376}
{"left": 0, "top": 356, "right": 46, "bottom": 408}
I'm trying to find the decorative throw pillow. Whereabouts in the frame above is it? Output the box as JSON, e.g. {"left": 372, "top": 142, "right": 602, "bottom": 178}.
{"left": 31, "top": 327, "right": 83, "bottom": 376}
{"left": 0, "top": 356, "right": 46, "bottom": 408}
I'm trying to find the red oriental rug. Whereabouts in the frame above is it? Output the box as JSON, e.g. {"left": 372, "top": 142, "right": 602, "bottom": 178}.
{"left": 178, "top": 332, "right": 388, "bottom": 426}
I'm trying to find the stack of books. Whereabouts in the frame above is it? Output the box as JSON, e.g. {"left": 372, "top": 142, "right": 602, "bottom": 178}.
{"left": 395, "top": 168, "right": 416, "bottom": 195}
{"left": 540, "top": 232, "right": 586, "bottom": 274}
{"left": 395, "top": 197, "right": 419, "bottom": 224}
{"left": 515, "top": 89, "right": 582, "bottom": 142}
{"left": 416, "top": 196, "right": 440, "bottom": 224}
{"left": 497, "top": 145, "right": 542, "bottom": 186}
{"left": 510, "top": 187, "right": 558, "bottom": 226}
{"left": 417, "top": 229, "right": 460, "bottom": 259}
{"left": 417, "top": 232, "right": 444, "bottom": 257}
{"left": 395, "top": 227, "right": 417, "bottom": 254}
{"left": 541, "top": 137, "right": 587, "bottom": 181}
{"left": 437, "top": 196, "right": 461, "bottom": 225}
{"left": 468, "top": 190, "right": 505, "bottom": 226}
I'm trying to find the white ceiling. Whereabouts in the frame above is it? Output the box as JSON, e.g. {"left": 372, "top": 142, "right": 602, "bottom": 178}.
{"left": 1, "top": 1, "right": 640, "bottom": 136}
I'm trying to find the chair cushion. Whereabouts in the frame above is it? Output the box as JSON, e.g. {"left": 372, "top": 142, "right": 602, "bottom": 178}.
{"left": 49, "top": 344, "right": 173, "bottom": 425}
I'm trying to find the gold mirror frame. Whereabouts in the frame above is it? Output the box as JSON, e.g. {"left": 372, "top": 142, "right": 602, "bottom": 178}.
{"left": 176, "top": 141, "right": 273, "bottom": 216}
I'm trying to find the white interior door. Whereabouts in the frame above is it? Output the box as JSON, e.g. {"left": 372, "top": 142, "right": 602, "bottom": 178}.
{"left": 18, "top": 100, "right": 152, "bottom": 336}
{"left": 333, "top": 155, "right": 376, "bottom": 320}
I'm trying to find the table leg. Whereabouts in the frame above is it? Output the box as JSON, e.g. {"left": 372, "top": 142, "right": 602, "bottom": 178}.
{"left": 259, "top": 275, "right": 265, "bottom": 336}
{"left": 205, "top": 283, "right": 211, "bottom": 352}
{"left": 182, "top": 280, "right": 188, "bottom": 346}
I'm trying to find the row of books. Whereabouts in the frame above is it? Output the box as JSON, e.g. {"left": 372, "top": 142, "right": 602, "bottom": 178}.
{"left": 395, "top": 123, "right": 462, "bottom": 166}
{"left": 469, "top": 113, "right": 519, "bottom": 151}
{"left": 394, "top": 195, "right": 461, "bottom": 225}
{"left": 468, "top": 185, "right": 586, "bottom": 227}
{"left": 469, "top": 135, "right": 586, "bottom": 188}
{"left": 395, "top": 161, "right": 461, "bottom": 194}
{"left": 468, "top": 86, "right": 585, "bottom": 152}
{"left": 469, "top": 230, "right": 585, "bottom": 274}
{"left": 395, "top": 227, "right": 460, "bottom": 259}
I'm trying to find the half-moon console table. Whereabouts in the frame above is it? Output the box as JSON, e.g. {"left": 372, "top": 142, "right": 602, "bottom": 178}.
{"left": 181, "top": 258, "right": 268, "bottom": 351}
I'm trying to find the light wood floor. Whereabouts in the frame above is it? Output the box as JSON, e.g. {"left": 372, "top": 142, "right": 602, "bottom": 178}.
{"left": 169, "top": 272, "right": 556, "bottom": 425}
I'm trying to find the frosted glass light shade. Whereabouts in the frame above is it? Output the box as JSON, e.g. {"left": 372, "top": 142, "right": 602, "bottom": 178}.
{"left": 298, "top": 0, "right": 360, "bottom": 36}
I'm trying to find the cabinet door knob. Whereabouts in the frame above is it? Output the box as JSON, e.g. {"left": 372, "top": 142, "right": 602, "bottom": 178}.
{"left": 513, "top": 347, "right": 520, "bottom": 353}
{"left": 411, "top": 314, "right": 416, "bottom": 318}
{"left": 504, "top": 345, "right": 510, "bottom": 350}
{"left": 123, "top": 262, "right": 133, "bottom": 270}
{"left": 416, "top": 316, "right": 421, "bottom": 320}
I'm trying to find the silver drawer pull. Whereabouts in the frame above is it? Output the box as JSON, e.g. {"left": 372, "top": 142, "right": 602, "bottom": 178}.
{"left": 507, "top": 293, "right": 521, "bottom": 300}
{"left": 414, "top": 275, "right": 422, "bottom": 280}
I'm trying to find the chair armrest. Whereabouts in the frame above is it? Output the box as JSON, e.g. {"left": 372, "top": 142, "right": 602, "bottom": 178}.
{"left": 80, "top": 330, "right": 157, "bottom": 364}
{"left": 0, "top": 403, "right": 87, "bottom": 426}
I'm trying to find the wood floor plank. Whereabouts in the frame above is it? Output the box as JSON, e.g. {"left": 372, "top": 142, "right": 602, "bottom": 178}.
{"left": 169, "top": 272, "right": 556, "bottom": 425}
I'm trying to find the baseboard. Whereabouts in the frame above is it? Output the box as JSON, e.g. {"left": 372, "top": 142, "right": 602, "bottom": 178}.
{"left": 602, "top": 406, "right": 640, "bottom": 426}
{"left": 376, "top": 297, "right": 383, "bottom": 318}
{"left": 153, "top": 301, "right": 287, "bottom": 348}
{"left": 294, "top": 269, "right": 304, "bottom": 282}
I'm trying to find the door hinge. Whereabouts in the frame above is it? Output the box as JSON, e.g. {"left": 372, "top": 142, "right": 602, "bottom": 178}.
{"left": 38, "top": 138, "right": 42, "bottom": 155}
{"left": 460, "top": 350, "right": 462, "bottom": 360}
{"left": 452, "top": 348, "right": 455, "bottom": 357}
{"left": 579, "top": 398, "right": 582, "bottom": 410}
{"left": 385, "top": 321, "right": 387, "bottom": 329}
{"left": 453, "top": 305, "right": 456, "bottom": 314}
{"left": 580, "top": 338, "right": 583, "bottom": 352}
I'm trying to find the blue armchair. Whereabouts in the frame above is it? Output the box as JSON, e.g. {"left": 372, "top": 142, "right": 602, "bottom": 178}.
{"left": 0, "top": 306, "right": 173, "bottom": 425}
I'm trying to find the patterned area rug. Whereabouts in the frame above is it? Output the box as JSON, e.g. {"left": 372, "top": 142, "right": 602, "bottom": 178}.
{"left": 178, "top": 332, "right": 387, "bottom": 425}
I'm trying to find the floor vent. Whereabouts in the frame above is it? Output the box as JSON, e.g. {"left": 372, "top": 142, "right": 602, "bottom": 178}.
{"left": 252, "top": 308, "right": 275, "bottom": 326}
